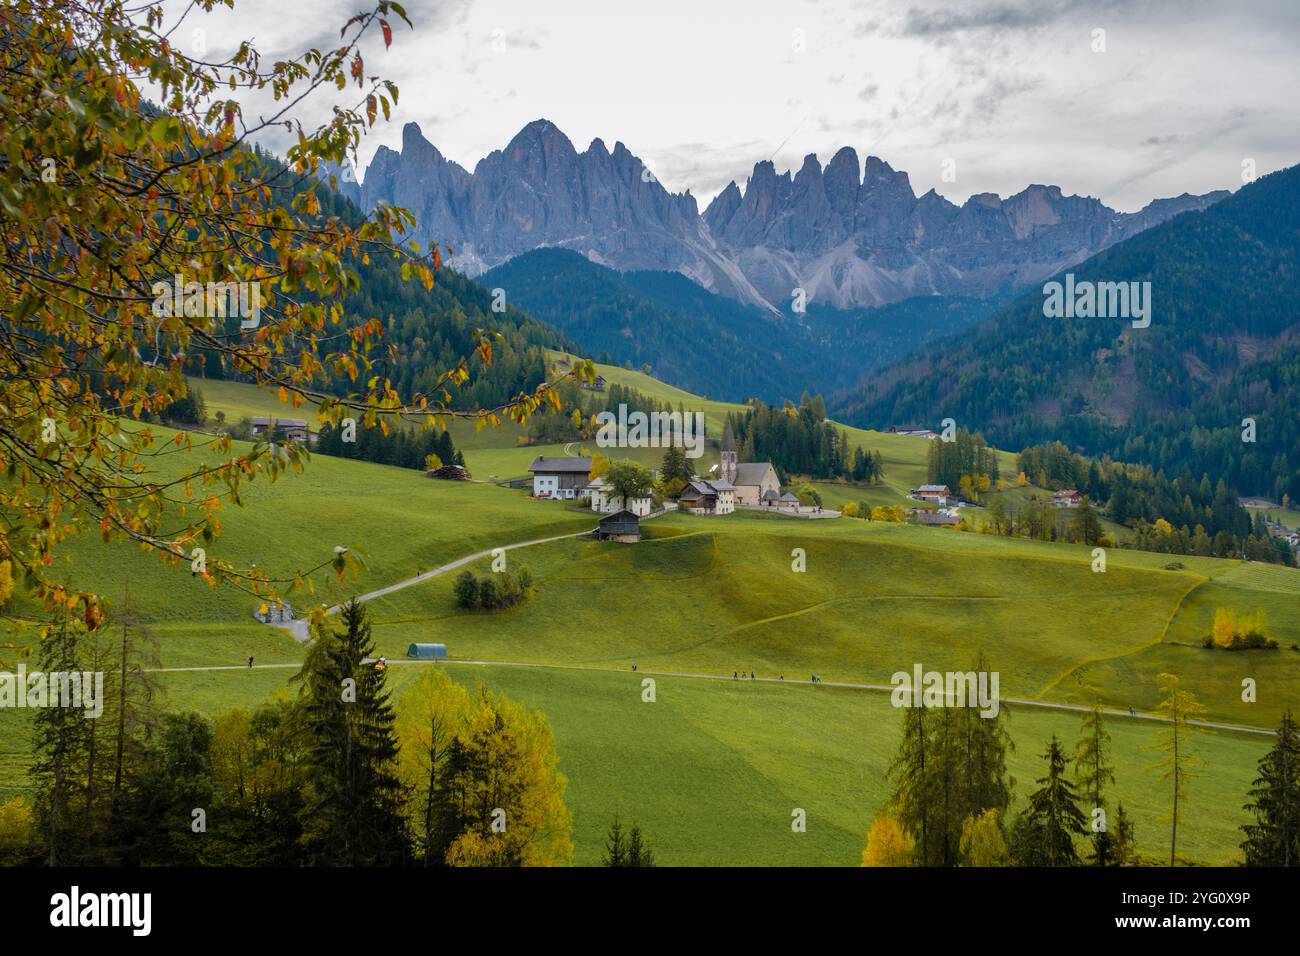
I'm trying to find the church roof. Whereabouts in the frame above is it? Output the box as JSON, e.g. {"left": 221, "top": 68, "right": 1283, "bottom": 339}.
{"left": 735, "top": 462, "right": 776, "bottom": 487}
{"left": 762, "top": 488, "right": 780, "bottom": 500}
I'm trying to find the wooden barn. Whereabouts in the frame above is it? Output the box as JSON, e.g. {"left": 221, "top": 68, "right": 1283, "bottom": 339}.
{"left": 596, "top": 509, "right": 641, "bottom": 542}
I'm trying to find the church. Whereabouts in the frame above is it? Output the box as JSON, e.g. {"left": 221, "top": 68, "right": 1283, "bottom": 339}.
{"left": 718, "top": 421, "right": 780, "bottom": 507}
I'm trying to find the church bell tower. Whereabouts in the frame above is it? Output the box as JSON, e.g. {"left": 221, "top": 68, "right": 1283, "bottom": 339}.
{"left": 720, "top": 420, "right": 738, "bottom": 484}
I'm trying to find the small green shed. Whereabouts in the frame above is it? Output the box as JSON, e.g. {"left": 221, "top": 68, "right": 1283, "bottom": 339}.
{"left": 407, "top": 642, "right": 448, "bottom": 659}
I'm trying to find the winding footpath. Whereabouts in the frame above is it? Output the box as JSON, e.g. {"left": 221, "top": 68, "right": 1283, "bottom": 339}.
{"left": 273, "top": 530, "right": 592, "bottom": 642}
{"left": 168, "top": 521, "right": 1276, "bottom": 738}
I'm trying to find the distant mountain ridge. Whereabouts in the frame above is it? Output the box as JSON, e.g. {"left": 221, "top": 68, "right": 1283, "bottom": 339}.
{"left": 479, "top": 248, "right": 997, "bottom": 404}
{"left": 342, "top": 118, "right": 1229, "bottom": 312}
{"left": 833, "top": 163, "right": 1300, "bottom": 501}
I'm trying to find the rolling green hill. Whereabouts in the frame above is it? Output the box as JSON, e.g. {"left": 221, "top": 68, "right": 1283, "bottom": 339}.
{"left": 3, "top": 365, "right": 1294, "bottom": 866}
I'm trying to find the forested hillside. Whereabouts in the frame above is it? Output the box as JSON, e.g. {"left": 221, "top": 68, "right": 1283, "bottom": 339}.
{"left": 481, "top": 248, "right": 816, "bottom": 401}
{"left": 191, "top": 152, "right": 572, "bottom": 412}
{"left": 482, "top": 247, "right": 995, "bottom": 404}
{"left": 835, "top": 164, "right": 1300, "bottom": 501}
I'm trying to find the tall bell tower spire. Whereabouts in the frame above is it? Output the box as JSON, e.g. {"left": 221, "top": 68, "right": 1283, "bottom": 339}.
{"left": 720, "top": 419, "right": 737, "bottom": 484}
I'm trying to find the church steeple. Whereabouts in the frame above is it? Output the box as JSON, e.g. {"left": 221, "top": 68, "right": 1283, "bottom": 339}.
{"left": 720, "top": 420, "right": 737, "bottom": 484}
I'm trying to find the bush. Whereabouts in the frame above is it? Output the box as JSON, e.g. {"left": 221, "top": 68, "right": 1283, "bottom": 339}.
{"left": 477, "top": 576, "right": 499, "bottom": 609}
{"left": 1204, "top": 608, "right": 1278, "bottom": 650}
{"left": 454, "top": 567, "right": 535, "bottom": 611}
{"left": 453, "top": 570, "right": 479, "bottom": 609}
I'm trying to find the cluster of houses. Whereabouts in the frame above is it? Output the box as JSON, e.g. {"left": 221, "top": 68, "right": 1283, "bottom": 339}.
{"left": 1270, "top": 525, "right": 1300, "bottom": 549}
{"left": 912, "top": 482, "right": 1085, "bottom": 510}
{"left": 887, "top": 425, "right": 940, "bottom": 440}
{"left": 527, "top": 424, "right": 808, "bottom": 538}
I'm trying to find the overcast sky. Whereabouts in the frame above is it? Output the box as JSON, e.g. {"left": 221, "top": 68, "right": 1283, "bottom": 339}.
{"left": 163, "top": 0, "right": 1300, "bottom": 211}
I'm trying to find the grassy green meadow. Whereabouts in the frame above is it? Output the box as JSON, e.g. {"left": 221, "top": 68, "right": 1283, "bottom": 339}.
{"left": 1, "top": 371, "right": 1295, "bottom": 866}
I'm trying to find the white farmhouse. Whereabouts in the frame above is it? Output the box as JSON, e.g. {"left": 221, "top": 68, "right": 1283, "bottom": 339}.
{"left": 528, "top": 455, "right": 593, "bottom": 500}
{"left": 584, "top": 476, "right": 652, "bottom": 516}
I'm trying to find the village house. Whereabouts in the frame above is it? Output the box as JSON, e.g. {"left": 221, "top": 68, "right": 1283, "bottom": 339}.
{"left": 584, "top": 475, "right": 653, "bottom": 516}
{"left": 1268, "top": 525, "right": 1300, "bottom": 548}
{"left": 888, "top": 425, "right": 941, "bottom": 440}
{"left": 581, "top": 374, "right": 608, "bottom": 392}
{"left": 720, "top": 422, "right": 781, "bottom": 507}
{"left": 758, "top": 489, "right": 801, "bottom": 511}
{"left": 678, "top": 478, "right": 736, "bottom": 515}
{"left": 1052, "top": 489, "right": 1083, "bottom": 508}
{"left": 596, "top": 509, "right": 641, "bottom": 542}
{"left": 251, "top": 417, "right": 310, "bottom": 443}
{"left": 528, "top": 455, "right": 593, "bottom": 500}
{"left": 913, "top": 484, "right": 951, "bottom": 505}
{"left": 911, "top": 509, "right": 962, "bottom": 527}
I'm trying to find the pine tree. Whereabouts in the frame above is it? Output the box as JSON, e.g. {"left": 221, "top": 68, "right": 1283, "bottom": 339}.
{"left": 1074, "top": 704, "right": 1117, "bottom": 865}
{"left": 603, "top": 817, "right": 627, "bottom": 866}
{"left": 296, "top": 601, "right": 409, "bottom": 866}
{"left": 890, "top": 705, "right": 930, "bottom": 865}
{"left": 960, "top": 651, "right": 1014, "bottom": 824}
{"left": 1112, "top": 802, "right": 1137, "bottom": 865}
{"left": 1240, "top": 709, "right": 1300, "bottom": 866}
{"left": 1072, "top": 496, "right": 1104, "bottom": 544}
{"left": 29, "top": 619, "right": 90, "bottom": 866}
{"left": 626, "top": 823, "right": 656, "bottom": 867}
{"left": 1011, "top": 735, "right": 1087, "bottom": 866}
{"left": 660, "top": 445, "right": 691, "bottom": 484}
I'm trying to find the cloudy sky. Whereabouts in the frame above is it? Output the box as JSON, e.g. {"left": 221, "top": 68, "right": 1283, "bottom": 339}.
{"left": 163, "top": 0, "right": 1299, "bottom": 211}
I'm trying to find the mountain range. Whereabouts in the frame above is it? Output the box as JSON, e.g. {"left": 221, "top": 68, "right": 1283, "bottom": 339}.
{"left": 835, "top": 163, "right": 1300, "bottom": 501}
{"left": 339, "top": 118, "right": 1228, "bottom": 312}
{"left": 478, "top": 248, "right": 994, "bottom": 402}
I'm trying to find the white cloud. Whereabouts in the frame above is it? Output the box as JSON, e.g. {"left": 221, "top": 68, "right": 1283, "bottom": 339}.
{"left": 159, "top": 0, "right": 1299, "bottom": 211}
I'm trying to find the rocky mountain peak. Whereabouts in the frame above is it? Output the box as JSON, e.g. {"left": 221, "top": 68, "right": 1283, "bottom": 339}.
{"left": 351, "top": 119, "right": 1230, "bottom": 311}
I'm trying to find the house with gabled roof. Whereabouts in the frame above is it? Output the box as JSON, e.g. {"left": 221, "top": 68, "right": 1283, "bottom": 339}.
{"left": 913, "top": 484, "right": 951, "bottom": 504}
{"left": 584, "top": 475, "right": 652, "bottom": 516}
{"left": 1052, "top": 489, "right": 1083, "bottom": 508}
{"left": 528, "top": 455, "right": 592, "bottom": 500}
{"left": 679, "top": 478, "right": 735, "bottom": 515}
{"left": 596, "top": 509, "right": 641, "bottom": 542}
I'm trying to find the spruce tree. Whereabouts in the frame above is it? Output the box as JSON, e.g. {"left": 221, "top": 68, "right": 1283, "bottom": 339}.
{"left": 890, "top": 705, "right": 931, "bottom": 865}
{"left": 1240, "top": 709, "right": 1300, "bottom": 866}
{"left": 603, "top": 817, "right": 627, "bottom": 866}
{"left": 296, "top": 601, "right": 409, "bottom": 865}
{"left": 1072, "top": 496, "right": 1104, "bottom": 544}
{"left": 29, "top": 618, "right": 91, "bottom": 866}
{"left": 626, "top": 823, "right": 656, "bottom": 867}
{"left": 1012, "top": 735, "right": 1087, "bottom": 866}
